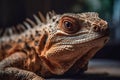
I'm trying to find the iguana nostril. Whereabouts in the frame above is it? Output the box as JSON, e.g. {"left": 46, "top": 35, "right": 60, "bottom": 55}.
{"left": 93, "top": 25, "right": 108, "bottom": 33}
{"left": 93, "top": 26, "right": 98, "bottom": 31}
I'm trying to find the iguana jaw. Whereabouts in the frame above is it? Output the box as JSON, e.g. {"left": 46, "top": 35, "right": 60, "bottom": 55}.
{"left": 40, "top": 35, "right": 109, "bottom": 75}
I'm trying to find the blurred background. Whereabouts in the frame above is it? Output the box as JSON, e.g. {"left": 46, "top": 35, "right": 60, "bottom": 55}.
{"left": 0, "top": 0, "right": 120, "bottom": 60}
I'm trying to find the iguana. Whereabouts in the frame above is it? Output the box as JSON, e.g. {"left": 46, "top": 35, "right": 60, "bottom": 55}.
{"left": 0, "top": 11, "right": 109, "bottom": 80}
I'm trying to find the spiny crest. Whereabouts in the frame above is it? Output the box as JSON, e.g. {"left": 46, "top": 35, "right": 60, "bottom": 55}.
{"left": 46, "top": 10, "right": 56, "bottom": 23}
{"left": 0, "top": 11, "right": 56, "bottom": 38}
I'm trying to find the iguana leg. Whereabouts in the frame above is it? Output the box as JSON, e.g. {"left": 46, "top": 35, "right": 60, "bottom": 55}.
{"left": 0, "top": 52, "right": 44, "bottom": 80}
{"left": 0, "top": 67, "right": 44, "bottom": 80}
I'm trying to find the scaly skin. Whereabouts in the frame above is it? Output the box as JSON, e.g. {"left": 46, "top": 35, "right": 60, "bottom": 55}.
{"left": 0, "top": 11, "right": 109, "bottom": 80}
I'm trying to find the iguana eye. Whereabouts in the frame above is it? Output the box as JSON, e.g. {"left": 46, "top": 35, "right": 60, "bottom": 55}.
{"left": 64, "top": 21, "right": 73, "bottom": 31}
{"left": 59, "top": 16, "right": 80, "bottom": 34}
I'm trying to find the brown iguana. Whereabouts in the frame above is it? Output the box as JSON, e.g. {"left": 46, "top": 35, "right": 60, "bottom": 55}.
{"left": 0, "top": 11, "right": 109, "bottom": 80}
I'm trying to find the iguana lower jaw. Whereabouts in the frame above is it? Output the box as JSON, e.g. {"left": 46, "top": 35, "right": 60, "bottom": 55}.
{"left": 40, "top": 36, "right": 109, "bottom": 75}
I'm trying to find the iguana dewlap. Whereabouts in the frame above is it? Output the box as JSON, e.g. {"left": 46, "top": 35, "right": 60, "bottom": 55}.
{"left": 0, "top": 11, "right": 109, "bottom": 80}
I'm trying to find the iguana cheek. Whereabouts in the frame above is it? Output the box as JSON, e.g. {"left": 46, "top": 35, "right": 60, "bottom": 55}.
{"left": 40, "top": 45, "right": 89, "bottom": 75}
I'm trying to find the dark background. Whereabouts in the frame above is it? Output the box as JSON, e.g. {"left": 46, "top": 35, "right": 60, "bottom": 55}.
{"left": 0, "top": 0, "right": 120, "bottom": 60}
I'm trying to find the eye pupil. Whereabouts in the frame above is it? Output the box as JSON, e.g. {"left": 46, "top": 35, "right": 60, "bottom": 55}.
{"left": 64, "top": 21, "right": 72, "bottom": 29}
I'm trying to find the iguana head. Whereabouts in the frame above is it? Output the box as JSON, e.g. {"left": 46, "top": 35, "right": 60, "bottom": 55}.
{"left": 40, "top": 12, "right": 109, "bottom": 75}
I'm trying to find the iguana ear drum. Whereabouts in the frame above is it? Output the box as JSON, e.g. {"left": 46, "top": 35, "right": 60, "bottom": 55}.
{"left": 59, "top": 16, "right": 80, "bottom": 34}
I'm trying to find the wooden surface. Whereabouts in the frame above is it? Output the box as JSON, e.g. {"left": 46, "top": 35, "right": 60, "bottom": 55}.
{"left": 47, "top": 59, "right": 120, "bottom": 80}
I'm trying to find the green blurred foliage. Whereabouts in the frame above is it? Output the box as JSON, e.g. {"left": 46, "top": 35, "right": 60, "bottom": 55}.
{"left": 70, "top": 0, "right": 113, "bottom": 22}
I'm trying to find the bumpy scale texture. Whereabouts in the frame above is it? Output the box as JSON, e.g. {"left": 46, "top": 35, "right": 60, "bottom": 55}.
{"left": 0, "top": 11, "right": 109, "bottom": 80}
